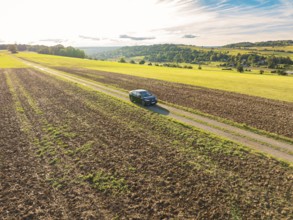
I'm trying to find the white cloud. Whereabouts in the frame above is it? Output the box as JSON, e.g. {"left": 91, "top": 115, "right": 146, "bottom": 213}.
{"left": 79, "top": 35, "right": 100, "bottom": 41}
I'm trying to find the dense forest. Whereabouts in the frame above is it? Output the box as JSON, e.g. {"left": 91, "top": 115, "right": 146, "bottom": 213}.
{"left": 0, "top": 44, "right": 85, "bottom": 58}
{"left": 93, "top": 44, "right": 293, "bottom": 68}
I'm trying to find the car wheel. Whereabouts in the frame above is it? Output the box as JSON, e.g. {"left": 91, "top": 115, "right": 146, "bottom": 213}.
{"left": 141, "top": 100, "right": 145, "bottom": 106}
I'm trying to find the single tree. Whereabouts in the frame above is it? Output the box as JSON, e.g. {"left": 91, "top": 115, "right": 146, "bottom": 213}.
{"left": 259, "top": 70, "right": 264, "bottom": 74}
{"left": 236, "top": 63, "right": 244, "bottom": 73}
{"left": 8, "top": 44, "right": 18, "bottom": 53}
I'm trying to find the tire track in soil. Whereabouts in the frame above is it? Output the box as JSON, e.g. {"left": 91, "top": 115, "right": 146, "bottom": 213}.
{"left": 19, "top": 59, "right": 293, "bottom": 163}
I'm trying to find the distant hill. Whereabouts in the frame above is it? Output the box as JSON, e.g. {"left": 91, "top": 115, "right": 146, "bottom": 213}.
{"left": 88, "top": 44, "right": 224, "bottom": 62}
{"left": 78, "top": 47, "right": 121, "bottom": 57}
{"left": 224, "top": 40, "right": 293, "bottom": 48}
{"left": 87, "top": 44, "right": 293, "bottom": 69}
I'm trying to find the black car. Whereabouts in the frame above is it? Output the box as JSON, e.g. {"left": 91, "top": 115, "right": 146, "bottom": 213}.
{"left": 129, "top": 89, "right": 157, "bottom": 106}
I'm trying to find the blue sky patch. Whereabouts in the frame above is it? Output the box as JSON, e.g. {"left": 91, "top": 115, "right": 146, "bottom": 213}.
{"left": 198, "top": 0, "right": 280, "bottom": 9}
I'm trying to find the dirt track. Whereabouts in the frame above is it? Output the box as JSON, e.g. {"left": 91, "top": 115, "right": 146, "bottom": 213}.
{"left": 55, "top": 67, "right": 293, "bottom": 139}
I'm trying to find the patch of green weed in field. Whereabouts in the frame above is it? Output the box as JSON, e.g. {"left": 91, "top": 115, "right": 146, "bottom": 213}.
{"left": 127, "top": 166, "right": 136, "bottom": 172}
{"left": 49, "top": 157, "right": 59, "bottom": 165}
{"left": 46, "top": 176, "right": 66, "bottom": 189}
{"left": 52, "top": 181, "right": 63, "bottom": 189}
{"left": 230, "top": 204, "right": 243, "bottom": 220}
{"left": 16, "top": 106, "right": 24, "bottom": 113}
{"left": 75, "top": 141, "right": 95, "bottom": 155}
{"left": 81, "top": 171, "right": 128, "bottom": 194}
{"left": 65, "top": 149, "right": 75, "bottom": 156}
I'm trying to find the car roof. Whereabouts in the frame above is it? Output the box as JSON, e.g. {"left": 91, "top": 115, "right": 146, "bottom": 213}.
{"left": 131, "top": 89, "right": 148, "bottom": 92}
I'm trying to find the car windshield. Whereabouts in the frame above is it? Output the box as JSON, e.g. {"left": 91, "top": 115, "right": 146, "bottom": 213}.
{"left": 140, "top": 91, "right": 152, "bottom": 97}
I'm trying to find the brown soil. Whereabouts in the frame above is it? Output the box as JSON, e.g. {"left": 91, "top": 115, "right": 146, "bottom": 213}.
{"left": 1, "top": 68, "right": 292, "bottom": 219}
{"left": 55, "top": 67, "right": 293, "bottom": 139}
{"left": 0, "top": 70, "right": 67, "bottom": 219}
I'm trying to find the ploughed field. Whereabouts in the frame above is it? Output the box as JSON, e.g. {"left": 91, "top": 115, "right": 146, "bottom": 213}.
{"left": 1, "top": 68, "right": 292, "bottom": 219}
{"left": 55, "top": 67, "right": 293, "bottom": 139}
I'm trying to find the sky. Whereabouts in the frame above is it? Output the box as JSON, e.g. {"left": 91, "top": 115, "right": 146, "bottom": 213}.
{"left": 0, "top": 0, "right": 292, "bottom": 47}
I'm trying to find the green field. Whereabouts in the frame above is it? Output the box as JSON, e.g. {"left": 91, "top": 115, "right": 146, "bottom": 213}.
{"left": 15, "top": 52, "right": 293, "bottom": 102}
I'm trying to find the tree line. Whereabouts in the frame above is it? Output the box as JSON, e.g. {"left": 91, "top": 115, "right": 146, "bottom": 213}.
{"left": 94, "top": 44, "right": 293, "bottom": 68}
{"left": 223, "top": 53, "right": 292, "bottom": 69}
{"left": 94, "top": 44, "right": 230, "bottom": 63}
{"left": 0, "top": 44, "right": 85, "bottom": 58}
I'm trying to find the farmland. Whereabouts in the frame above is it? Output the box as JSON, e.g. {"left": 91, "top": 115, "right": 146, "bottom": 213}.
{"left": 0, "top": 51, "right": 27, "bottom": 68}
{"left": 16, "top": 52, "right": 293, "bottom": 102}
{"left": 1, "top": 66, "right": 293, "bottom": 219}
{"left": 0, "top": 49, "right": 293, "bottom": 219}
{"left": 1, "top": 0, "right": 293, "bottom": 216}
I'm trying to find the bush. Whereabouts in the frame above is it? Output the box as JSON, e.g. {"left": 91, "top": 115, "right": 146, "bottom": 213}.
{"left": 236, "top": 64, "right": 244, "bottom": 73}
{"left": 277, "top": 70, "right": 287, "bottom": 76}
{"left": 118, "top": 58, "right": 126, "bottom": 63}
{"left": 183, "top": 65, "right": 193, "bottom": 69}
{"left": 139, "top": 60, "right": 145, "bottom": 65}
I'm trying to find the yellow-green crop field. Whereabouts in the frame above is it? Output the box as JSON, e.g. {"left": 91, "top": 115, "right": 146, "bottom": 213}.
{"left": 13, "top": 52, "right": 293, "bottom": 102}
{"left": 0, "top": 51, "right": 28, "bottom": 68}
{"left": 249, "top": 46, "right": 293, "bottom": 52}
